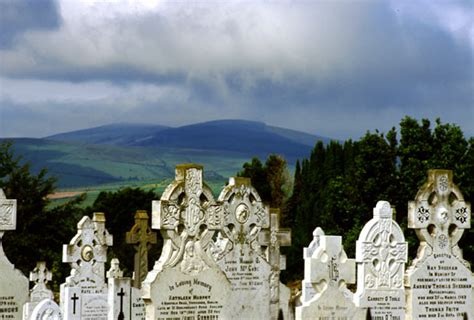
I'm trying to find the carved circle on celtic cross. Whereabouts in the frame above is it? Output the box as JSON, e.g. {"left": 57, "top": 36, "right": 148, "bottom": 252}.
{"left": 235, "top": 203, "right": 250, "bottom": 224}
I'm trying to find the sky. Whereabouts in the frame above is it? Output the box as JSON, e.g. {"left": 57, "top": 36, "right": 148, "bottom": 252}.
{"left": 0, "top": 0, "right": 472, "bottom": 140}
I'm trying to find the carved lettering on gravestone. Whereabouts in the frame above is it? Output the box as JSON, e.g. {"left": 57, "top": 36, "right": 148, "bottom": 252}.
{"left": 142, "top": 164, "right": 232, "bottom": 320}
{"left": 354, "top": 201, "right": 407, "bottom": 319}
{"left": 295, "top": 230, "right": 366, "bottom": 320}
{"left": 405, "top": 170, "right": 473, "bottom": 320}
{"left": 211, "top": 177, "right": 272, "bottom": 318}
{"left": 0, "top": 189, "right": 29, "bottom": 320}
{"left": 126, "top": 210, "right": 157, "bottom": 288}
{"left": 60, "top": 212, "right": 112, "bottom": 320}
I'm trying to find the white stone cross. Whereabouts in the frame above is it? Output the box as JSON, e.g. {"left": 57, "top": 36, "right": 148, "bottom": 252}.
{"left": 408, "top": 170, "right": 471, "bottom": 265}
{"left": 357, "top": 201, "right": 407, "bottom": 289}
{"left": 307, "top": 234, "right": 355, "bottom": 293}
{"left": 154, "top": 164, "right": 223, "bottom": 237}
{"left": 259, "top": 208, "right": 291, "bottom": 270}
{"left": 30, "top": 261, "right": 54, "bottom": 301}
{"left": 218, "top": 177, "right": 269, "bottom": 255}
{"left": 0, "top": 188, "right": 16, "bottom": 257}
{"left": 63, "top": 212, "right": 113, "bottom": 288}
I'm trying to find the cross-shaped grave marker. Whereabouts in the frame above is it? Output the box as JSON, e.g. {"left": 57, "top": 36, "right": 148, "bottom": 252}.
{"left": 62, "top": 212, "right": 113, "bottom": 287}
{"left": 408, "top": 170, "right": 471, "bottom": 264}
{"left": 152, "top": 164, "right": 223, "bottom": 272}
{"left": 259, "top": 208, "right": 291, "bottom": 271}
{"left": 126, "top": 210, "right": 157, "bottom": 288}
{"left": 0, "top": 188, "right": 16, "bottom": 253}
{"left": 29, "top": 261, "right": 54, "bottom": 301}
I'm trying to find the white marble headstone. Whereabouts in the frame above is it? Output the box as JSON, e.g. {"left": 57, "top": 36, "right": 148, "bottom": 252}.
{"left": 142, "top": 164, "right": 232, "bottom": 319}
{"left": 354, "top": 201, "right": 408, "bottom": 319}
{"left": 107, "top": 258, "right": 145, "bottom": 320}
{"left": 0, "top": 189, "right": 29, "bottom": 320}
{"left": 300, "top": 227, "right": 324, "bottom": 304}
{"left": 405, "top": 170, "right": 473, "bottom": 320}
{"left": 29, "top": 299, "right": 62, "bottom": 320}
{"left": 60, "top": 212, "right": 112, "bottom": 320}
{"left": 23, "top": 262, "right": 55, "bottom": 320}
{"left": 295, "top": 229, "right": 366, "bottom": 320}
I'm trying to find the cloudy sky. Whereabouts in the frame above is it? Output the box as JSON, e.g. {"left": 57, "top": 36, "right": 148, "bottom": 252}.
{"left": 0, "top": 0, "right": 472, "bottom": 140}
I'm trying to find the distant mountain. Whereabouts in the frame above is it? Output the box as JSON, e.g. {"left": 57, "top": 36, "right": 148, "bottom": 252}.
{"left": 47, "top": 123, "right": 169, "bottom": 145}
{"left": 47, "top": 120, "right": 331, "bottom": 161}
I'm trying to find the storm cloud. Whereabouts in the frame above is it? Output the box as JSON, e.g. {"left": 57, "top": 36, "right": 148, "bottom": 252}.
{"left": 0, "top": 0, "right": 472, "bottom": 139}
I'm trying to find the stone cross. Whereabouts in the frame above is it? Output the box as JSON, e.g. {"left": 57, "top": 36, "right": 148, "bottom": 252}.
{"left": 408, "top": 169, "right": 471, "bottom": 267}
{"left": 259, "top": 208, "right": 291, "bottom": 271}
{"left": 307, "top": 235, "right": 355, "bottom": 292}
{"left": 126, "top": 210, "right": 157, "bottom": 288}
{"left": 30, "top": 261, "right": 54, "bottom": 302}
{"left": 0, "top": 188, "right": 17, "bottom": 254}
{"left": 301, "top": 227, "right": 325, "bottom": 303}
{"left": 354, "top": 201, "right": 407, "bottom": 319}
{"left": 63, "top": 212, "right": 113, "bottom": 288}
{"left": 152, "top": 164, "right": 224, "bottom": 273}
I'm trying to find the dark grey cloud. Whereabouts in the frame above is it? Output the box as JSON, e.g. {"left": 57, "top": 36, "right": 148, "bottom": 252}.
{"left": 0, "top": 0, "right": 61, "bottom": 49}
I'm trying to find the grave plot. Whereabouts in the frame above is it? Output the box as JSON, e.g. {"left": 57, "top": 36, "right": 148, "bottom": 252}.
{"left": 354, "top": 201, "right": 408, "bottom": 319}
{"left": 142, "top": 164, "right": 232, "bottom": 320}
{"left": 405, "top": 170, "right": 473, "bottom": 320}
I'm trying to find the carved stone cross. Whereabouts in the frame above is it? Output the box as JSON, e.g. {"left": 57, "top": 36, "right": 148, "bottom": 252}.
{"left": 126, "top": 210, "right": 157, "bottom": 288}
{"left": 151, "top": 164, "right": 224, "bottom": 274}
{"left": 356, "top": 201, "right": 407, "bottom": 289}
{"left": 63, "top": 212, "right": 113, "bottom": 288}
{"left": 307, "top": 234, "right": 355, "bottom": 293}
{"left": 30, "top": 261, "right": 54, "bottom": 301}
{"left": 0, "top": 189, "right": 16, "bottom": 254}
{"left": 259, "top": 208, "right": 291, "bottom": 270}
{"left": 408, "top": 170, "right": 471, "bottom": 266}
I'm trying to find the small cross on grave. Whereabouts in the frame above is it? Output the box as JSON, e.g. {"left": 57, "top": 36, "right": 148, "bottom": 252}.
{"left": 117, "top": 287, "right": 125, "bottom": 320}
{"left": 30, "top": 261, "right": 54, "bottom": 301}
{"left": 152, "top": 164, "right": 224, "bottom": 274}
{"left": 126, "top": 210, "right": 157, "bottom": 288}
{"left": 71, "top": 293, "right": 79, "bottom": 315}
{"left": 0, "top": 189, "right": 17, "bottom": 251}
{"left": 408, "top": 170, "right": 471, "bottom": 264}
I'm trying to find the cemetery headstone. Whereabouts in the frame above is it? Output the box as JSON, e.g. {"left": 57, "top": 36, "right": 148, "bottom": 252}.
{"left": 126, "top": 210, "right": 157, "bottom": 289}
{"left": 29, "top": 299, "right": 62, "bottom": 320}
{"left": 142, "top": 164, "right": 232, "bottom": 319}
{"left": 295, "top": 229, "right": 366, "bottom": 320}
{"left": 107, "top": 258, "right": 145, "bottom": 320}
{"left": 354, "top": 201, "right": 408, "bottom": 319}
{"left": 405, "top": 170, "right": 473, "bottom": 320}
{"left": 60, "top": 212, "right": 113, "bottom": 320}
{"left": 23, "top": 262, "right": 54, "bottom": 320}
{"left": 258, "top": 208, "right": 292, "bottom": 320}
{"left": 212, "top": 176, "right": 272, "bottom": 319}
{"left": 300, "top": 227, "right": 324, "bottom": 304}
{"left": 0, "top": 189, "right": 29, "bottom": 320}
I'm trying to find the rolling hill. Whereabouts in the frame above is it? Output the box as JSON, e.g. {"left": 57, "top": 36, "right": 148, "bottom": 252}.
{"left": 4, "top": 120, "right": 331, "bottom": 191}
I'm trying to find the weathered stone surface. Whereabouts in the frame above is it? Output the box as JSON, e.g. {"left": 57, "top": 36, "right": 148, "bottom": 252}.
{"left": 405, "top": 170, "right": 473, "bottom": 320}
{"left": 354, "top": 201, "right": 408, "bottom": 319}
{"left": 295, "top": 229, "right": 366, "bottom": 320}
{"left": 29, "top": 299, "right": 62, "bottom": 320}
{"left": 23, "top": 262, "right": 55, "bottom": 320}
{"left": 300, "top": 227, "right": 324, "bottom": 304}
{"left": 143, "top": 164, "right": 232, "bottom": 319}
{"left": 0, "top": 189, "right": 29, "bottom": 320}
{"left": 126, "top": 210, "right": 157, "bottom": 289}
{"left": 60, "top": 212, "right": 112, "bottom": 320}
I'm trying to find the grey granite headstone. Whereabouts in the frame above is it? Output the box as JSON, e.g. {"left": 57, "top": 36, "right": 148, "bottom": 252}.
{"left": 0, "top": 189, "right": 29, "bottom": 320}
{"left": 405, "top": 170, "right": 473, "bottom": 320}
{"left": 142, "top": 164, "right": 232, "bottom": 319}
